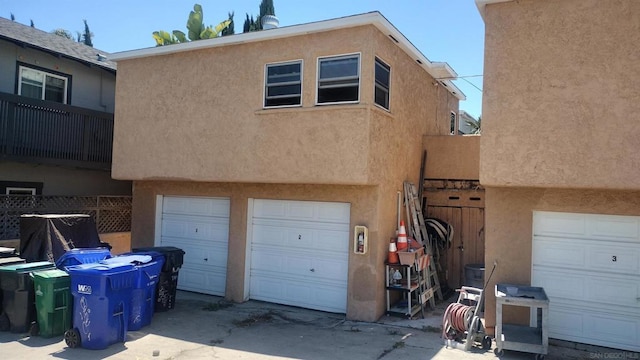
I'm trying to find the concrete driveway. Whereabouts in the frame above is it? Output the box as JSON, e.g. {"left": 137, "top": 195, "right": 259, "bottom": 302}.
{"left": 0, "top": 291, "right": 616, "bottom": 359}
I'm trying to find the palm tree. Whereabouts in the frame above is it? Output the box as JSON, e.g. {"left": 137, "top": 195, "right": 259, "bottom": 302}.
{"left": 153, "top": 4, "right": 231, "bottom": 46}
{"left": 465, "top": 116, "right": 482, "bottom": 134}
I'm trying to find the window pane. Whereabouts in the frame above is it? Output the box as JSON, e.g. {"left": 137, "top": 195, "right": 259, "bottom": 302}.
{"left": 375, "top": 87, "right": 389, "bottom": 109}
{"left": 266, "top": 96, "right": 301, "bottom": 107}
{"left": 265, "top": 61, "right": 302, "bottom": 107}
{"left": 318, "top": 85, "right": 358, "bottom": 103}
{"left": 45, "top": 76, "right": 66, "bottom": 103}
{"left": 267, "top": 63, "right": 301, "bottom": 84}
{"left": 20, "top": 83, "right": 43, "bottom": 99}
{"left": 375, "top": 61, "right": 390, "bottom": 87}
{"left": 319, "top": 57, "right": 358, "bottom": 80}
{"left": 21, "top": 68, "right": 44, "bottom": 83}
{"left": 268, "top": 84, "right": 301, "bottom": 97}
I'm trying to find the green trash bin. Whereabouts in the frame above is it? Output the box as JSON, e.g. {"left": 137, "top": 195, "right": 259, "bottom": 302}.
{"left": 32, "top": 269, "right": 71, "bottom": 337}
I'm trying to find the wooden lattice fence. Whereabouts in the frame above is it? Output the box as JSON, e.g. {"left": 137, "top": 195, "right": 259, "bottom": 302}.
{"left": 0, "top": 195, "right": 131, "bottom": 240}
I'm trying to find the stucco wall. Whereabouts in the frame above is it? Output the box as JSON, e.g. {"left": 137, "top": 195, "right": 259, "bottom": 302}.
{"left": 483, "top": 186, "right": 640, "bottom": 332}
{"left": 0, "top": 39, "right": 116, "bottom": 112}
{"left": 423, "top": 135, "right": 480, "bottom": 180}
{"left": 0, "top": 162, "right": 131, "bottom": 195}
{"left": 119, "top": 24, "right": 458, "bottom": 322}
{"left": 113, "top": 25, "right": 456, "bottom": 185}
{"left": 131, "top": 181, "right": 383, "bottom": 321}
{"left": 480, "top": 0, "right": 640, "bottom": 190}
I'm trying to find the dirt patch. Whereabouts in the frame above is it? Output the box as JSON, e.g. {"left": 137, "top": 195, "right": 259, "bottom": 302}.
{"left": 232, "top": 311, "right": 275, "bottom": 328}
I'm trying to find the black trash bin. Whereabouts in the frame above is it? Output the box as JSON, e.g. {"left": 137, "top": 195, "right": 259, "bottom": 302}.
{"left": 0, "top": 257, "right": 26, "bottom": 331}
{"left": 131, "top": 247, "right": 184, "bottom": 312}
{"left": 0, "top": 261, "right": 55, "bottom": 333}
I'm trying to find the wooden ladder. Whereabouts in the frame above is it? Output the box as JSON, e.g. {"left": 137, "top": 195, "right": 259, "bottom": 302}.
{"left": 404, "top": 181, "right": 443, "bottom": 303}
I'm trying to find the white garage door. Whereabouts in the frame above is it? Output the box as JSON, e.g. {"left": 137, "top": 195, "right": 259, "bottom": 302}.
{"left": 159, "top": 196, "right": 230, "bottom": 296}
{"left": 532, "top": 211, "right": 640, "bottom": 352}
{"left": 249, "top": 199, "right": 350, "bottom": 313}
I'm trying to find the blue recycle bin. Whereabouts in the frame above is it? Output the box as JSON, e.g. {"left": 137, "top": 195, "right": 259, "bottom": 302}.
{"left": 65, "top": 262, "right": 136, "bottom": 350}
{"left": 102, "top": 254, "right": 164, "bottom": 331}
{"left": 56, "top": 248, "right": 112, "bottom": 271}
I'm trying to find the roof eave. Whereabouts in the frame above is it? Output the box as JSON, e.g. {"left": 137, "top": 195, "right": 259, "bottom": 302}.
{"left": 111, "top": 12, "right": 465, "bottom": 100}
{"left": 0, "top": 35, "right": 116, "bottom": 73}
{"left": 475, "top": 0, "right": 514, "bottom": 20}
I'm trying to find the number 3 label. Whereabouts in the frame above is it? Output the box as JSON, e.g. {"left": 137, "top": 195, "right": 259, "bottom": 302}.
{"left": 612, "top": 255, "right": 617, "bottom": 262}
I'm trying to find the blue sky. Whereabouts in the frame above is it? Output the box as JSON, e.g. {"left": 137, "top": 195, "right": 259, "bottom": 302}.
{"left": 4, "top": 0, "right": 485, "bottom": 118}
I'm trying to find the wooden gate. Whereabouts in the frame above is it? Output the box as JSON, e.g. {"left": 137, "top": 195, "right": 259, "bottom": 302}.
{"left": 424, "top": 189, "right": 484, "bottom": 289}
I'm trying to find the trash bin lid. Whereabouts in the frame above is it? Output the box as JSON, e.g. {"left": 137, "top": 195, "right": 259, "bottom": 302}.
{"left": 0, "top": 247, "right": 16, "bottom": 257}
{"left": 0, "top": 261, "right": 55, "bottom": 273}
{"left": 32, "top": 268, "right": 69, "bottom": 280}
{"left": 66, "top": 261, "right": 135, "bottom": 275}
{"left": 101, "top": 255, "right": 152, "bottom": 265}
{"left": 56, "top": 248, "right": 111, "bottom": 269}
{"left": 0, "top": 257, "right": 25, "bottom": 266}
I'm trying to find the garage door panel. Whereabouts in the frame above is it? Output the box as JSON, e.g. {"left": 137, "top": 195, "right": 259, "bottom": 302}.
{"left": 250, "top": 199, "right": 350, "bottom": 313}
{"left": 160, "top": 196, "right": 229, "bottom": 297}
{"left": 162, "top": 216, "right": 229, "bottom": 242}
{"left": 163, "top": 197, "right": 230, "bottom": 217}
{"left": 252, "top": 224, "right": 349, "bottom": 253}
{"left": 589, "top": 216, "right": 639, "bottom": 240}
{"left": 533, "top": 211, "right": 640, "bottom": 352}
{"left": 534, "top": 212, "right": 587, "bottom": 237}
{"left": 532, "top": 268, "right": 586, "bottom": 300}
{"left": 177, "top": 266, "right": 226, "bottom": 296}
{"left": 254, "top": 199, "right": 350, "bottom": 224}
{"left": 250, "top": 274, "right": 346, "bottom": 313}
{"left": 588, "top": 246, "right": 639, "bottom": 274}
{"left": 532, "top": 237, "right": 586, "bottom": 268}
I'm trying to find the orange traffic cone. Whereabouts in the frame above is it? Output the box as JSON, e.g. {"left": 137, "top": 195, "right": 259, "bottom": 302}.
{"left": 397, "top": 220, "right": 408, "bottom": 251}
{"left": 387, "top": 237, "right": 399, "bottom": 264}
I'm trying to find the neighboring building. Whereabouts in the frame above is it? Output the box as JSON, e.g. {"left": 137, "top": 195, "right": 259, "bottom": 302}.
{"left": 458, "top": 110, "right": 478, "bottom": 135}
{"left": 0, "top": 17, "right": 130, "bottom": 196}
{"left": 110, "top": 12, "right": 464, "bottom": 321}
{"left": 477, "top": 0, "right": 640, "bottom": 352}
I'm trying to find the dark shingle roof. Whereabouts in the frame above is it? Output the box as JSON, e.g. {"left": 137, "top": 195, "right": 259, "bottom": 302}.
{"left": 0, "top": 17, "right": 116, "bottom": 72}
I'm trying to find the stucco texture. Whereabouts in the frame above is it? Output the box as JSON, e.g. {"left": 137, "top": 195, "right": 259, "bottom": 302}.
{"left": 483, "top": 187, "right": 640, "bottom": 332}
{"left": 480, "top": 0, "right": 640, "bottom": 190}
{"left": 115, "top": 24, "right": 458, "bottom": 321}
{"left": 423, "top": 135, "right": 480, "bottom": 180}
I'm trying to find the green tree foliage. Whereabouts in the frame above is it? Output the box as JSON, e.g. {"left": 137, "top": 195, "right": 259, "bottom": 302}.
{"left": 465, "top": 116, "right": 482, "bottom": 134}
{"left": 30, "top": 19, "right": 34, "bottom": 27}
{"left": 51, "top": 28, "right": 74, "bottom": 40}
{"left": 243, "top": 0, "right": 276, "bottom": 33}
{"left": 81, "top": 19, "right": 93, "bottom": 46}
{"left": 10, "top": 13, "right": 15, "bottom": 21}
{"left": 221, "top": 11, "right": 234, "bottom": 36}
{"left": 153, "top": 4, "right": 232, "bottom": 46}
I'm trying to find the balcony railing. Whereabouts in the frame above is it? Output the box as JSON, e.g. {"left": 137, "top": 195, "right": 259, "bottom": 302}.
{"left": 0, "top": 92, "right": 114, "bottom": 170}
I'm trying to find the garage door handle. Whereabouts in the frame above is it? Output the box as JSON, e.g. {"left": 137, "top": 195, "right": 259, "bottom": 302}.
{"left": 204, "top": 258, "right": 208, "bottom": 262}
{"left": 310, "top": 268, "right": 315, "bottom": 272}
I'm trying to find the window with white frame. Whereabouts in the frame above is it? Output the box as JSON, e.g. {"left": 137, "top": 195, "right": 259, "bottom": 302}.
{"left": 450, "top": 111, "right": 457, "bottom": 135}
{"left": 18, "top": 66, "right": 69, "bottom": 104}
{"left": 264, "top": 60, "right": 302, "bottom": 107}
{"left": 317, "top": 54, "right": 360, "bottom": 104}
{"left": 6, "top": 187, "right": 36, "bottom": 195}
{"left": 374, "top": 58, "right": 390, "bottom": 110}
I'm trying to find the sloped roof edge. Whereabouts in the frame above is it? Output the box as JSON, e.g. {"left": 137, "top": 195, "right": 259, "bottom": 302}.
{"left": 111, "top": 12, "right": 465, "bottom": 100}
{"left": 475, "top": 0, "right": 513, "bottom": 20}
{"left": 0, "top": 17, "right": 116, "bottom": 72}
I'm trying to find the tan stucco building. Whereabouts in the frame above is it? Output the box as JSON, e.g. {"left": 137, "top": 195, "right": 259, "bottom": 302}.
{"left": 110, "top": 12, "right": 463, "bottom": 321}
{"left": 478, "top": 0, "right": 640, "bottom": 352}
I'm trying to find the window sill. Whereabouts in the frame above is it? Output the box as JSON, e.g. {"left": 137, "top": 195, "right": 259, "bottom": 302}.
{"left": 255, "top": 103, "right": 369, "bottom": 115}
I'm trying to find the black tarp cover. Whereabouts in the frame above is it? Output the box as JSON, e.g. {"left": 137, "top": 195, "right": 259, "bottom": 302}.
{"left": 19, "top": 214, "right": 105, "bottom": 262}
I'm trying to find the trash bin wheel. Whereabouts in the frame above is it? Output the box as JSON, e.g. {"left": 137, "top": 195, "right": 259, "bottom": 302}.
{"left": 29, "top": 322, "right": 39, "bottom": 337}
{"left": 64, "top": 328, "right": 81, "bottom": 348}
{"left": 481, "top": 335, "right": 492, "bottom": 350}
{"left": 0, "top": 312, "right": 9, "bottom": 331}
{"left": 494, "top": 348, "right": 504, "bottom": 357}
{"left": 535, "top": 354, "right": 545, "bottom": 360}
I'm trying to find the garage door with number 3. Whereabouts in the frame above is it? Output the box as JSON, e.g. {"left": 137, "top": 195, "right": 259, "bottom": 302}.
{"left": 532, "top": 211, "right": 640, "bottom": 352}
